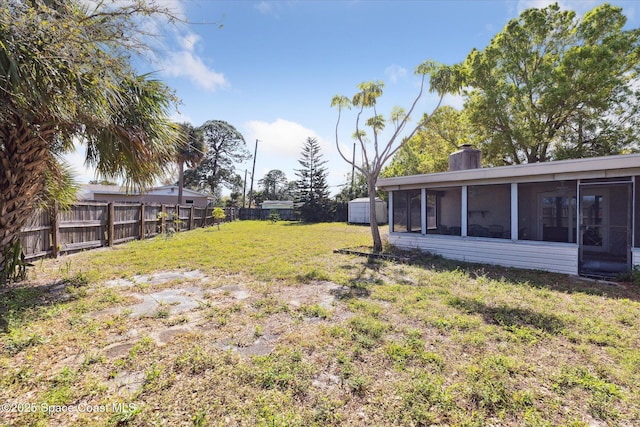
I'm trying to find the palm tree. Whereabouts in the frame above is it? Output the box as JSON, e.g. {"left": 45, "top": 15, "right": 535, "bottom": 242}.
{"left": 176, "top": 123, "right": 205, "bottom": 205}
{"left": 0, "top": 0, "right": 181, "bottom": 269}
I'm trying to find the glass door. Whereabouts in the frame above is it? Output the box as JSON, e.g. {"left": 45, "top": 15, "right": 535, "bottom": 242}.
{"left": 579, "top": 183, "right": 632, "bottom": 277}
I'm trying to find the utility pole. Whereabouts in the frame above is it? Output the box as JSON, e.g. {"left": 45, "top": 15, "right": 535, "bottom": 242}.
{"left": 242, "top": 169, "right": 248, "bottom": 208}
{"left": 248, "top": 139, "right": 259, "bottom": 209}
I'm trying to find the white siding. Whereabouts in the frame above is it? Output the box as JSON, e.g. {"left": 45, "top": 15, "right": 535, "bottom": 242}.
{"left": 388, "top": 233, "right": 578, "bottom": 275}
{"left": 633, "top": 248, "right": 640, "bottom": 268}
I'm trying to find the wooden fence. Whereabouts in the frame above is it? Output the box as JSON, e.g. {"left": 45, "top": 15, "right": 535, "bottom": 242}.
{"left": 19, "top": 202, "right": 238, "bottom": 261}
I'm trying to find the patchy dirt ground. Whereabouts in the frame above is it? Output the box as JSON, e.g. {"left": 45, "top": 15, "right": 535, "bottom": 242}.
{"left": 47, "top": 270, "right": 355, "bottom": 396}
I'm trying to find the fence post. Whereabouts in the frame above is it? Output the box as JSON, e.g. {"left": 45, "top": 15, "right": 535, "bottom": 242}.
{"left": 107, "top": 203, "right": 115, "bottom": 247}
{"left": 161, "top": 204, "right": 166, "bottom": 234}
{"left": 140, "top": 203, "right": 146, "bottom": 240}
{"left": 51, "top": 201, "right": 60, "bottom": 258}
{"left": 189, "top": 206, "right": 194, "bottom": 230}
{"left": 175, "top": 204, "right": 180, "bottom": 232}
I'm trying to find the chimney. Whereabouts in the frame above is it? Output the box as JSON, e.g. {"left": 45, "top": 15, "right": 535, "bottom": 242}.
{"left": 449, "top": 144, "right": 481, "bottom": 171}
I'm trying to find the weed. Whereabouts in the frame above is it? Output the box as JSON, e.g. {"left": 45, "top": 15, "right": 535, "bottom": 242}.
{"left": 3, "top": 329, "right": 47, "bottom": 355}
{"left": 152, "top": 307, "right": 170, "bottom": 319}
{"left": 98, "top": 288, "right": 123, "bottom": 305}
{"left": 142, "top": 363, "right": 164, "bottom": 392}
{"left": 175, "top": 345, "right": 216, "bottom": 374}
{"left": 163, "top": 315, "right": 189, "bottom": 326}
{"left": 400, "top": 373, "right": 455, "bottom": 425}
{"left": 254, "top": 324, "right": 264, "bottom": 338}
{"left": 192, "top": 409, "right": 208, "bottom": 426}
{"left": 466, "top": 355, "right": 519, "bottom": 414}
{"left": 129, "top": 337, "right": 154, "bottom": 359}
{"left": 252, "top": 297, "right": 288, "bottom": 317}
{"left": 297, "top": 268, "right": 330, "bottom": 283}
{"left": 554, "top": 366, "right": 622, "bottom": 420}
{"left": 108, "top": 405, "right": 141, "bottom": 426}
{"left": 82, "top": 352, "right": 105, "bottom": 369}
{"left": 348, "top": 315, "right": 389, "bottom": 340}
{"left": 65, "top": 271, "right": 90, "bottom": 287}
{"left": 299, "top": 303, "right": 330, "bottom": 319}
{"left": 246, "top": 349, "right": 316, "bottom": 396}
{"left": 313, "top": 396, "right": 344, "bottom": 424}
{"left": 1, "top": 241, "right": 33, "bottom": 285}
{"left": 347, "top": 373, "right": 369, "bottom": 397}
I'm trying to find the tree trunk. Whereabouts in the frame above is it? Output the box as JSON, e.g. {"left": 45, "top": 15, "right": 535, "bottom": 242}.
{"left": 367, "top": 179, "right": 382, "bottom": 252}
{"left": 177, "top": 160, "right": 184, "bottom": 205}
{"left": 0, "top": 116, "right": 50, "bottom": 267}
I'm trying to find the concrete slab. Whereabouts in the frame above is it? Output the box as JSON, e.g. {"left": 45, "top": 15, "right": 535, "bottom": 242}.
{"left": 127, "top": 286, "right": 205, "bottom": 317}
{"left": 104, "top": 270, "right": 208, "bottom": 288}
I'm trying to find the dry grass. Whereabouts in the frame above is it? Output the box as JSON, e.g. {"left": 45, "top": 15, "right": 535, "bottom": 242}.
{"left": 1, "top": 221, "right": 639, "bottom": 426}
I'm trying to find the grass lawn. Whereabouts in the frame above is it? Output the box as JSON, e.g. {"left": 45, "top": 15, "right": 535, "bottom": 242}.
{"left": 1, "top": 221, "right": 639, "bottom": 426}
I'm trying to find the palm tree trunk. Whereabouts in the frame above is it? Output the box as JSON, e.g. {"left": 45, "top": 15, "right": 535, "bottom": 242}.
{"left": 0, "top": 116, "right": 50, "bottom": 267}
{"left": 177, "top": 160, "right": 184, "bottom": 205}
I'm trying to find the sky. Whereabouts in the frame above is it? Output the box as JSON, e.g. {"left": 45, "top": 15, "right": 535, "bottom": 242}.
{"left": 66, "top": 0, "right": 640, "bottom": 196}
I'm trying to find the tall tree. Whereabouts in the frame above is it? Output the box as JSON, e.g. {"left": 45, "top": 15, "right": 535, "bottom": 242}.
{"left": 184, "top": 120, "right": 251, "bottom": 197}
{"left": 332, "top": 61, "right": 455, "bottom": 251}
{"left": 460, "top": 3, "right": 640, "bottom": 165}
{"left": 259, "top": 169, "right": 289, "bottom": 200}
{"left": 1, "top": 0, "right": 180, "bottom": 269}
{"left": 383, "top": 106, "right": 472, "bottom": 177}
{"left": 295, "top": 137, "right": 332, "bottom": 222}
{"left": 176, "top": 123, "right": 205, "bottom": 205}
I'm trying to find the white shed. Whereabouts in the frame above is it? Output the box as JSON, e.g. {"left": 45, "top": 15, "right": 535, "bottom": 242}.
{"left": 348, "top": 198, "right": 388, "bottom": 224}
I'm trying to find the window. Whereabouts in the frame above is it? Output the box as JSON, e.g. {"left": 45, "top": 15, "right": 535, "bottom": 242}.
{"left": 185, "top": 199, "right": 194, "bottom": 205}
{"left": 518, "top": 181, "right": 577, "bottom": 242}
{"left": 426, "top": 188, "right": 461, "bottom": 235}
{"left": 467, "top": 184, "right": 510, "bottom": 239}
{"left": 392, "top": 190, "right": 421, "bottom": 233}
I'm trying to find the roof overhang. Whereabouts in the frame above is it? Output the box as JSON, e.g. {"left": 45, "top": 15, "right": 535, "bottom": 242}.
{"left": 377, "top": 153, "right": 640, "bottom": 191}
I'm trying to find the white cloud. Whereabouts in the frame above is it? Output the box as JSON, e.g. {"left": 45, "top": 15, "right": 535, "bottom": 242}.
{"left": 385, "top": 64, "right": 408, "bottom": 84}
{"left": 161, "top": 32, "right": 228, "bottom": 92}
{"left": 178, "top": 33, "right": 200, "bottom": 51}
{"left": 443, "top": 93, "right": 465, "bottom": 110}
{"left": 255, "top": 1, "right": 280, "bottom": 17}
{"left": 162, "top": 51, "right": 227, "bottom": 92}
{"left": 169, "top": 109, "right": 193, "bottom": 125}
{"left": 244, "top": 119, "right": 330, "bottom": 159}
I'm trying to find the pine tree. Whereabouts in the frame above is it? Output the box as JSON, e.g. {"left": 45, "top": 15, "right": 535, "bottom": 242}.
{"left": 295, "top": 137, "right": 332, "bottom": 222}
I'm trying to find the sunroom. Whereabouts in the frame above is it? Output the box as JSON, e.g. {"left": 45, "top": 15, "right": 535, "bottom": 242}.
{"left": 377, "top": 150, "right": 640, "bottom": 278}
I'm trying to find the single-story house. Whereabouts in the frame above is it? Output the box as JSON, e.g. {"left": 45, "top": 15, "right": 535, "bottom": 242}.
{"left": 377, "top": 146, "right": 640, "bottom": 278}
{"left": 78, "top": 184, "right": 212, "bottom": 207}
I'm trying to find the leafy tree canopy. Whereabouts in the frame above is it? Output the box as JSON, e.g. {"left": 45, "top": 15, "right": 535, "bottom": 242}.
{"left": 460, "top": 2, "right": 640, "bottom": 165}
{"left": 259, "top": 169, "right": 291, "bottom": 201}
{"left": 383, "top": 106, "right": 472, "bottom": 177}
{"left": 335, "top": 172, "right": 369, "bottom": 203}
{"left": 175, "top": 122, "right": 205, "bottom": 204}
{"left": 183, "top": 120, "right": 250, "bottom": 196}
